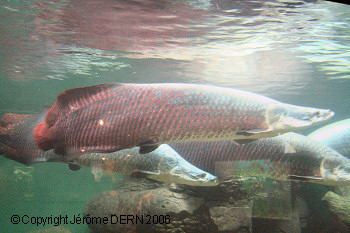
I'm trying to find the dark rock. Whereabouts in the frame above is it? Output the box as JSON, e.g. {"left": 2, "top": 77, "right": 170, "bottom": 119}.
{"left": 84, "top": 179, "right": 209, "bottom": 233}
{"left": 209, "top": 204, "right": 252, "bottom": 232}
{"left": 84, "top": 178, "right": 298, "bottom": 232}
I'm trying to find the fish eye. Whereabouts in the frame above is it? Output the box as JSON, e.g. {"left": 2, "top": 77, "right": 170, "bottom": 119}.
{"left": 199, "top": 173, "right": 207, "bottom": 178}
{"left": 308, "top": 111, "right": 321, "bottom": 120}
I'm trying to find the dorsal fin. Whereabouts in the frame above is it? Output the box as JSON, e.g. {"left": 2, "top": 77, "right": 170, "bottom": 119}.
{"left": 46, "top": 83, "right": 122, "bottom": 126}
{"left": 0, "top": 113, "right": 32, "bottom": 127}
{"left": 55, "top": 83, "right": 122, "bottom": 108}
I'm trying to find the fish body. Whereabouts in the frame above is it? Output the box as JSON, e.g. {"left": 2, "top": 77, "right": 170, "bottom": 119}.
{"left": 0, "top": 109, "right": 217, "bottom": 186}
{"left": 308, "top": 118, "right": 350, "bottom": 157}
{"left": 33, "top": 83, "right": 334, "bottom": 160}
{"left": 170, "top": 132, "right": 350, "bottom": 185}
{"left": 76, "top": 144, "right": 218, "bottom": 186}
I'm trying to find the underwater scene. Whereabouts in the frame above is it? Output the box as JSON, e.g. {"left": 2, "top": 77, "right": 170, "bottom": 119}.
{"left": 0, "top": 0, "right": 349, "bottom": 232}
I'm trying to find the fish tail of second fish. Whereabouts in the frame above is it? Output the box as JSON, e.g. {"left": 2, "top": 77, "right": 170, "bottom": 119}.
{"left": 0, "top": 126, "right": 12, "bottom": 142}
{"left": 33, "top": 122, "right": 56, "bottom": 152}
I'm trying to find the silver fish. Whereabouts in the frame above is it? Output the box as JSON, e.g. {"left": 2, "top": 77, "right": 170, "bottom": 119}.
{"left": 170, "top": 132, "right": 350, "bottom": 185}
{"left": 75, "top": 144, "right": 218, "bottom": 186}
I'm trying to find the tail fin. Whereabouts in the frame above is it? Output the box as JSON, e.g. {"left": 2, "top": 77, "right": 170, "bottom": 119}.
{"left": 1, "top": 113, "right": 31, "bottom": 127}
{"left": 0, "top": 126, "right": 10, "bottom": 141}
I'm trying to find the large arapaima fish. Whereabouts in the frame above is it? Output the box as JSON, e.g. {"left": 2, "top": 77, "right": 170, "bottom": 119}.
{"left": 170, "top": 132, "right": 350, "bottom": 186}
{"left": 0, "top": 108, "right": 218, "bottom": 186}
{"left": 33, "top": 83, "right": 334, "bottom": 160}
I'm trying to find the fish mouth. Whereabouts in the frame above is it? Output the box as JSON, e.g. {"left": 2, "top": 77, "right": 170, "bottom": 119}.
{"left": 168, "top": 166, "right": 219, "bottom": 186}
{"left": 289, "top": 107, "right": 334, "bottom": 124}
{"left": 187, "top": 172, "right": 219, "bottom": 186}
{"left": 266, "top": 105, "right": 334, "bottom": 134}
{"left": 151, "top": 145, "right": 219, "bottom": 186}
{"left": 278, "top": 106, "right": 334, "bottom": 130}
{"left": 310, "top": 109, "right": 334, "bottom": 123}
{"left": 320, "top": 156, "right": 350, "bottom": 185}
{"left": 146, "top": 165, "right": 219, "bottom": 186}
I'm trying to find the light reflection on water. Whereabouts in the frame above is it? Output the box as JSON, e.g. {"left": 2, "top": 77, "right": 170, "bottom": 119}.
{"left": 1, "top": 0, "right": 349, "bottom": 83}
{"left": 0, "top": 0, "right": 349, "bottom": 110}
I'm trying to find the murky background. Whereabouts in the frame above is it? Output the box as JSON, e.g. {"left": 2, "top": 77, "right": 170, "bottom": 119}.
{"left": 0, "top": 0, "right": 349, "bottom": 232}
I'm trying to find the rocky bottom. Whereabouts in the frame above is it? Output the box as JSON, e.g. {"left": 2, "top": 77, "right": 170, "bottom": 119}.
{"left": 83, "top": 177, "right": 311, "bottom": 233}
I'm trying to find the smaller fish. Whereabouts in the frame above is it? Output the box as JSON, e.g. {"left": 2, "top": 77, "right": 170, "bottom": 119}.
{"left": 170, "top": 133, "right": 350, "bottom": 185}
{"left": 308, "top": 118, "right": 350, "bottom": 157}
{"left": 75, "top": 144, "right": 218, "bottom": 186}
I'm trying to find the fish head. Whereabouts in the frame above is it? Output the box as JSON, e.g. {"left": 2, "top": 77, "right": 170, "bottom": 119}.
{"left": 321, "top": 155, "right": 350, "bottom": 185}
{"left": 165, "top": 162, "right": 219, "bottom": 187}
{"left": 268, "top": 104, "right": 334, "bottom": 132}
{"left": 147, "top": 145, "right": 219, "bottom": 186}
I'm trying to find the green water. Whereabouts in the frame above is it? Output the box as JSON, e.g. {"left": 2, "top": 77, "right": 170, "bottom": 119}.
{"left": 0, "top": 0, "right": 349, "bottom": 232}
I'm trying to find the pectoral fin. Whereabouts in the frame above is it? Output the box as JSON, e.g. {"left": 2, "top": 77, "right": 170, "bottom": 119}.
{"left": 131, "top": 170, "right": 160, "bottom": 178}
{"left": 91, "top": 165, "right": 103, "bottom": 182}
{"left": 234, "top": 139, "right": 256, "bottom": 144}
{"left": 287, "top": 175, "right": 323, "bottom": 183}
{"left": 235, "top": 128, "right": 272, "bottom": 143}
{"left": 68, "top": 162, "right": 81, "bottom": 171}
{"left": 284, "top": 142, "right": 296, "bottom": 154}
{"left": 238, "top": 128, "right": 272, "bottom": 135}
{"left": 139, "top": 143, "right": 160, "bottom": 154}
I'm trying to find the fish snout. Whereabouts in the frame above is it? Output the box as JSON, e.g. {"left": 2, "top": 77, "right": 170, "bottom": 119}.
{"left": 170, "top": 165, "right": 219, "bottom": 186}
{"left": 311, "top": 109, "right": 334, "bottom": 122}
{"left": 267, "top": 105, "right": 334, "bottom": 133}
{"left": 289, "top": 107, "right": 334, "bottom": 124}
{"left": 321, "top": 156, "right": 350, "bottom": 185}
{"left": 193, "top": 172, "right": 219, "bottom": 186}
